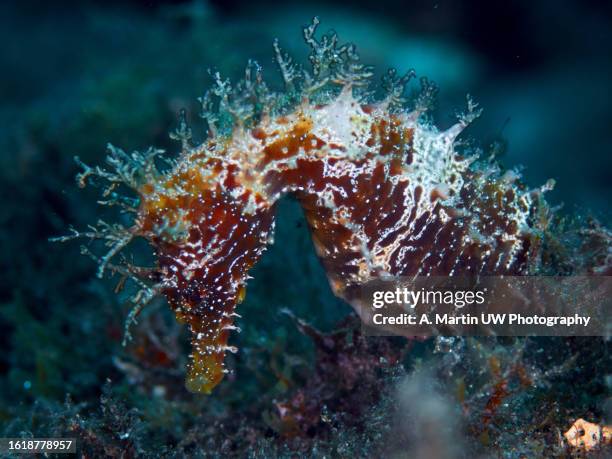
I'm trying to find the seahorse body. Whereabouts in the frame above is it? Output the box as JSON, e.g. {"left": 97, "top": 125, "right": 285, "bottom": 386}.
{"left": 135, "top": 86, "right": 545, "bottom": 393}
{"left": 63, "top": 20, "right": 550, "bottom": 393}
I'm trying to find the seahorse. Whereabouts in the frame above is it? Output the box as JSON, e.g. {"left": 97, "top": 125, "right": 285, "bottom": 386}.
{"left": 55, "top": 18, "right": 554, "bottom": 393}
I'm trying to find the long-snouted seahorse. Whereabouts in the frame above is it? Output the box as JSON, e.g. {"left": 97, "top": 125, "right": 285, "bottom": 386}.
{"left": 55, "top": 18, "right": 553, "bottom": 393}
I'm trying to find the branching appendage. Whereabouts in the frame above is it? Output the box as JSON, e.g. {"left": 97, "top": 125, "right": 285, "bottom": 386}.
{"left": 301, "top": 16, "right": 369, "bottom": 96}
{"left": 169, "top": 108, "right": 193, "bottom": 153}
{"left": 51, "top": 144, "right": 164, "bottom": 346}
{"left": 273, "top": 38, "right": 299, "bottom": 91}
{"left": 78, "top": 246, "right": 166, "bottom": 346}
{"left": 413, "top": 76, "right": 439, "bottom": 114}
{"left": 51, "top": 221, "right": 134, "bottom": 278}
{"left": 381, "top": 68, "right": 417, "bottom": 112}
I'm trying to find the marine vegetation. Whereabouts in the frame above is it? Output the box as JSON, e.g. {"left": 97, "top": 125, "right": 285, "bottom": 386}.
{"left": 53, "top": 18, "right": 610, "bottom": 400}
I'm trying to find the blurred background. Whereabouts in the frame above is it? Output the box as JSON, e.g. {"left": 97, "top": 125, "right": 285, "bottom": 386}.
{"left": 0, "top": 0, "right": 610, "bottom": 456}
